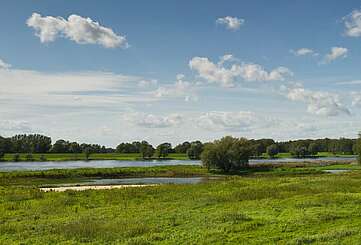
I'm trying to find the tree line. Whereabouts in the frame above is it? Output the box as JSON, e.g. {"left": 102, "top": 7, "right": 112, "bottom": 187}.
{"left": 0, "top": 134, "right": 359, "bottom": 160}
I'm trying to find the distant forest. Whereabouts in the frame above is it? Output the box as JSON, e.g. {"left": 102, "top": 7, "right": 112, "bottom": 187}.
{"left": 0, "top": 134, "right": 358, "bottom": 159}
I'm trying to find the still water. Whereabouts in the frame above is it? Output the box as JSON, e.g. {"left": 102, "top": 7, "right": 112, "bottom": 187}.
{"left": 0, "top": 157, "right": 356, "bottom": 172}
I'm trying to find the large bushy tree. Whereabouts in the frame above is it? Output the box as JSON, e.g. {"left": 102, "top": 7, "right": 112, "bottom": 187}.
{"left": 186, "top": 141, "right": 203, "bottom": 160}
{"left": 201, "top": 136, "right": 251, "bottom": 172}
{"left": 266, "top": 144, "right": 279, "bottom": 158}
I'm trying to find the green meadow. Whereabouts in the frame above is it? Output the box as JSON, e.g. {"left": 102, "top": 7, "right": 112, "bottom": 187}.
{"left": 2, "top": 163, "right": 361, "bottom": 244}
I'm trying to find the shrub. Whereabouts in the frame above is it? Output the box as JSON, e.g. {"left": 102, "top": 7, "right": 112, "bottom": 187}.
{"left": 201, "top": 136, "right": 251, "bottom": 172}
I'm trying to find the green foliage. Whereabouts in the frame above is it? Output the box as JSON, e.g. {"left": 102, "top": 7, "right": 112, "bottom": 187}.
{"left": 155, "top": 143, "right": 172, "bottom": 158}
{"left": 266, "top": 144, "right": 279, "bottom": 158}
{"left": 139, "top": 141, "right": 155, "bottom": 159}
{"left": 308, "top": 142, "right": 319, "bottom": 155}
{"left": 83, "top": 148, "right": 91, "bottom": 161}
{"left": 174, "top": 141, "right": 191, "bottom": 153}
{"left": 290, "top": 145, "right": 309, "bottom": 158}
{"left": 186, "top": 141, "right": 203, "bottom": 160}
{"left": 201, "top": 136, "right": 251, "bottom": 172}
{"left": 357, "top": 133, "right": 361, "bottom": 164}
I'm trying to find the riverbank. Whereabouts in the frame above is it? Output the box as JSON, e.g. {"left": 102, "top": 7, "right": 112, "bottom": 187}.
{"left": 2, "top": 163, "right": 361, "bottom": 243}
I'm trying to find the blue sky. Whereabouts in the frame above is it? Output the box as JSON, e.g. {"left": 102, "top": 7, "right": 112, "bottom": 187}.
{"left": 1, "top": 0, "right": 361, "bottom": 146}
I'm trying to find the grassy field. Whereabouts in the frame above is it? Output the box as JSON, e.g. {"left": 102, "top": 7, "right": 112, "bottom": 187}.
{"left": 1, "top": 153, "right": 189, "bottom": 162}
{"left": 260, "top": 151, "right": 357, "bottom": 159}
{"left": 2, "top": 163, "right": 361, "bottom": 244}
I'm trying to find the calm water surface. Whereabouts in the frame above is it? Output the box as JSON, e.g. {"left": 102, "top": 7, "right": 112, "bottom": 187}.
{"left": 0, "top": 157, "right": 356, "bottom": 172}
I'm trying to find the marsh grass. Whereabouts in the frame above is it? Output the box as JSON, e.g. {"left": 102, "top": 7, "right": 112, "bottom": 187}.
{"left": 2, "top": 164, "right": 361, "bottom": 243}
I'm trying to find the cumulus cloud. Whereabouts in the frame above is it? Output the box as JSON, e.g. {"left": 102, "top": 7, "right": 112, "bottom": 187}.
{"left": 189, "top": 55, "right": 292, "bottom": 87}
{"left": 27, "top": 12, "right": 128, "bottom": 48}
{"left": 323, "top": 47, "right": 348, "bottom": 63}
{"left": 290, "top": 48, "right": 317, "bottom": 56}
{"left": 282, "top": 85, "right": 350, "bottom": 116}
{"left": 216, "top": 16, "right": 245, "bottom": 31}
{"left": 0, "top": 59, "right": 11, "bottom": 69}
{"left": 123, "top": 112, "right": 184, "bottom": 128}
{"left": 343, "top": 9, "right": 361, "bottom": 37}
{"left": 153, "top": 74, "right": 198, "bottom": 102}
{"left": 197, "top": 111, "right": 276, "bottom": 132}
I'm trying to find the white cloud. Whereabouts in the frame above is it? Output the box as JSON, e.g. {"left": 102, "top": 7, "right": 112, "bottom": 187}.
{"left": 123, "top": 112, "right": 184, "bottom": 128}
{"left": 343, "top": 9, "right": 361, "bottom": 37}
{"left": 153, "top": 74, "right": 198, "bottom": 101}
{"left": 323, "top": 47, "right": 348, "bottom": 63}
{"left": 216, "top": 16, "right": 245, "bottom": 31}
{"left": 27, "top": 13, "right": 128, "bottom": 48}
{"left": 282, "top": 85, "right": 350, "bottom": 116}
{"left": 138, "top": 79, "right": 158, "bottom": 88}
{"left": 0, "top": 59, "right": 11, "bottom": 69}
{"left": 197, "top": 111, "right": 276, "bottom": 132}
{"left": 189, "top": 55, "right": 292, "bottom": 87}
{"left": 351, "top": 92, "right": 361, "bottom": 106}
{"left": 290, "top": 48, "right": 317, "bottom": 56}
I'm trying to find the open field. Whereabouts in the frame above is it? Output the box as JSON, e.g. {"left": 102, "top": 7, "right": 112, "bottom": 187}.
{"left": 2, "top": 163, "right": 361, "bottom": 243}
{"left": 1, "top": 153, "right": 189, "bottom": 162}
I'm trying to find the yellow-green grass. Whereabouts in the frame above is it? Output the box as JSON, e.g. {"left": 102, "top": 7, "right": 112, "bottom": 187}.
{"left": 261, "top": 151, "right": 357, "bottom": 159}
{"left": 2, "top": 164, "right": 361, "bottom": 243}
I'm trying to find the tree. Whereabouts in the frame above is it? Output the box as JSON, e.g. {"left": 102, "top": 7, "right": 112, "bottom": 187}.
{"left": 0, "top": 151, "right": 4, "bottom": 161}
{"left": 174, "top": 141, "right": 191, "bottom": 153}
{"left": 308, "top": 143, "right": 319, "bottom": 156}
{"left": 266, "top": 144, "right": 279, "bottom": 158}
{"left": 357, "top": 133, "right": 361, "bottom": 164}
{"left": 155, "top": 143, "right": 172, "bottom": 158}
{"left": 186, "top": 141, "right": 203, "bottom": 160}
{"left": 201, "top": 136, "right": 251, "bottom": 172}
{"left": 291, "top": 145, "right": 308, "bottom": 158}
{"left": 84, "top": 148, "right": 91, "bottom": 161}
{"left": 139, "top": 141, "right": 155, "bottom": 159}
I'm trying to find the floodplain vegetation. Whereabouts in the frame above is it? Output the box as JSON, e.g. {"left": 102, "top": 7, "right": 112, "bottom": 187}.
{"left": 2, "top": 162, "right": 361, "bottom": 244}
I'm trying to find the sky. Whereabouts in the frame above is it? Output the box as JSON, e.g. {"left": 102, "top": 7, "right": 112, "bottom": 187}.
{"left": 1, "top": 0, "right": 361, "bottom": 147}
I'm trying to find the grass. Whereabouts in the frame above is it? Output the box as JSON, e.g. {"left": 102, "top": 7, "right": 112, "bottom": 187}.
{"left": 2, "top": 163, "right": 361, "bottom": 243}
{"left": 260, "top": 151, "right": 357, "bottom": 159}
{"left": 1, "top": 153, "right": 189, "bottom": 162}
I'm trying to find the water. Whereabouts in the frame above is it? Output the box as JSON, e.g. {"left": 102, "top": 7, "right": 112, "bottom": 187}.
{"left": 322, "top": 169, "right": 351, "bottom": 174}
{"left": 0, "top": 159, "right": 200, "bottom": 172}
{"left": 0, "top": 157, "right": 356, "bottom": 172}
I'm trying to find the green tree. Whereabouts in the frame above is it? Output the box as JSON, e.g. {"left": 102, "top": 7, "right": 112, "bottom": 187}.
{"left": 357, "top": 133, "right": 361, "bottom": 164}
{"left": 84, "top": 148, "right": 91, "bottom": 161}
{"left": 308, "top": 143, "right": 319, "bottom": 156}
{"left": 139, "top": 141, "right": 155, "bottom": 159}
{"left": 155, "top": 143, "right": 172, "bottom": 158}
{"left": 0, "top": 151, "right": 4, "bottom": 161}
{"left": 266, "top": 144, "right": 279, "bottom": 158}
{"left": 291, "top": 145, "right": 308, "bottom": 158}
{"left": 186, "top": 141, "right": 203, "bottom": 160}
{"left": 201, "top": 136, "right": 251, "bottom": 172}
